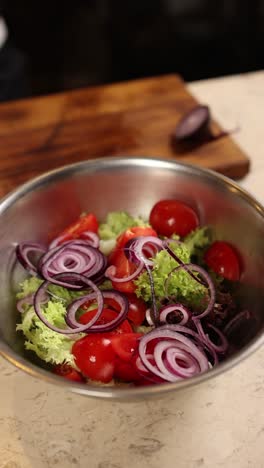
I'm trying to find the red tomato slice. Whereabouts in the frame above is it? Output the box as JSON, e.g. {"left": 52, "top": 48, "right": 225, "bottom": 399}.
{"left": 149, "top": 199, "right": 199, "bottom": 237}
{"left": 110, "top": 251, "right": 138, "bottom": 294}
{"left": 109, "top": 226, "right": 157, "bottom": 265}
{"left": 57, "top": 213, "right": 99, "bottom": 244}
{"left": 53, "top": 364, "right": 84, "bottom": 382}
{"left": 204, "top": 241, "right": 240, "bottom": 281}
{"left": 111, "top": 333, "right": 142, "bottom": 362}
{"left": 79, "top": 308, "right": 133, "bottom": 334}
{"left": 72, "top": 334, "right": 115, "bottom": 383}
{"left": 126, "top": 293, "right": 147, "bottom": 326}
{"left": 114, "top": 360, "right": 141, "bottom": 382}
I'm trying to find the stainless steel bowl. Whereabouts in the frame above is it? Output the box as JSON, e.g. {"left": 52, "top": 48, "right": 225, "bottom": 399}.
{"left": 0, "top": 157, "right": 263, "bottom": 400}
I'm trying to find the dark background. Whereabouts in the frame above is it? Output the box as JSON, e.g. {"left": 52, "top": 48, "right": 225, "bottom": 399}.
{"left": 2, "top": 0, "right": 264, "bottom": 98}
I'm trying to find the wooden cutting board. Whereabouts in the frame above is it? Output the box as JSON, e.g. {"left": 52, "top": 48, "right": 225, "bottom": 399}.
{"left": 0, "top": 74, "right": 249, "bottom": 198}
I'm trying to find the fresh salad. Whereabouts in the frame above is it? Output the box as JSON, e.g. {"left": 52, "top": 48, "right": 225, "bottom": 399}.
{"left": 15, "top": 199, "right": 247, "bottom": 386}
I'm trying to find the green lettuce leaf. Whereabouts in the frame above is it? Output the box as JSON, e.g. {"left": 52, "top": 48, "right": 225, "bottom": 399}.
{"left": 183, "top": 226, "right": 211, "bottom": 259}
{"left": 134, "top": 242, "right": 207, "bottom": 309}
{"left": 16, "top": 277, "right": 88, "bottom": 366}
{"left": 16, "top": 301, "right": 81, "bottom": 366}
{"left": 98, "top": 211, "right": 148, "bottom": 240}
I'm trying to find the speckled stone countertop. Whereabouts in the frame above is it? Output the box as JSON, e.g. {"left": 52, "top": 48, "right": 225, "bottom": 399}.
{"left": 0, "top": 72, "right": 264, "bottom": 468}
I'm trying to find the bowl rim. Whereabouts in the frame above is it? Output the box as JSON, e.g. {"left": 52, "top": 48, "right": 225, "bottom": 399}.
{"left": 0, "top": 156, "right": 263, "bottom": 400}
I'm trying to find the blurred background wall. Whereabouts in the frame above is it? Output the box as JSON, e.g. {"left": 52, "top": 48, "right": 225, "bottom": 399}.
{"left": 2, "top": 0, "right": 264, "bottom": 97}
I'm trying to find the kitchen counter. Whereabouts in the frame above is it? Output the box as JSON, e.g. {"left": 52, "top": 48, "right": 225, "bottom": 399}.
{"left": 0, "top": 71, "right": 263, "bottom": 468}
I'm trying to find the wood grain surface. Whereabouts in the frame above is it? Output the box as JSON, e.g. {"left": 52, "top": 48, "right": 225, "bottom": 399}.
{"left": 0, "top": 74, "right": 250, "bottom": 198}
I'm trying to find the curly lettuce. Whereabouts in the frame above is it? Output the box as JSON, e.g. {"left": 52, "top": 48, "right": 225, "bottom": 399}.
{"left": 98, "top": 211, "right": 148, "bottom": 240}
{"left": 16, "top": 277, "right": 86, "bottom": 366}
{"left": 134, "top": 236, "right": 208, "bottom": 309}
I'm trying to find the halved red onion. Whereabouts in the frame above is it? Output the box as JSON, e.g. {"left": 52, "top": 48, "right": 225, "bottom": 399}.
{"left": 66, "top": 290, "right": 129, "bottom": 333}
{"left": 138, "top": 326, "right": 209, "bottom": 382}
{"left": 195, "top": 320, "right": 228, "bottom": 353}
{"left": 34, "top": 273, "right": 104, "bottom": 334}
{"left": 39, "top": 240, "right": 106, "bottom": 288}
{"left": 165, "top": 263, "right": 215, "bottom": 320}
{"left": 159, "top": 303, "right": 190, "bottom": 325}
{"left": 16, "top": 242, "right": 46, "bottom": 276}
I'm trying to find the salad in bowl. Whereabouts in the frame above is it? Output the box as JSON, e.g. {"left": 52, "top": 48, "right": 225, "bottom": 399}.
{"left": 15, "top": 198, "right": 248, "bottom": 387}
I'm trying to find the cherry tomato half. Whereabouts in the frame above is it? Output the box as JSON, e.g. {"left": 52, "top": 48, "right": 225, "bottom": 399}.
{"left": 110, "top": 251, "right": 138, "bottom": 294}
{"left": 149, "top": 199, "right": 199, "bottom": 237}
{"left": 204, "top": 241, "right": 240, "bottom": 281}
{"left": 53, "top": 364, "right": 84, "bottom": 382}
{"left": 57, "top": 213, "right": 99, "bottom": 244}
{"left": 79, "top": 308, "right": 133, "bottom": 334}
{"left": 72, "top": 334, "right": 116, "bottom": 383}
{"left": 126, "top": 293, "right": 147, "bottom": 326}
{"left": 109, "top": 226, "right": 158, "bottom": 265}
{"left": 111, "top": 333, "right": 142, "bottom": 362}
{"left": 114, "top": 360, "right": 141, "bottom": 382}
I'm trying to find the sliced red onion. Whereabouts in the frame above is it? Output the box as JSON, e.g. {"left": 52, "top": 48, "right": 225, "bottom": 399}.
{"left": 17, "top": 294, "right": 34, "bottom": 313}
{"left": 138, "top": 326, "right": 209, "bottom": 382}
{"left": 124, "top": 237, "right": 162, "bottom": 265}
{"left": 135, "top": 353, "right": 164, "bottom": 383}
{"left": 159, "top": 303, "right": 190, "bottom": 325}
{"left": 165, "top": 263, "right": 215, "bottom": 320}
{"left": 163, "top": 323, "right": 219, "bottom": 365}
{"left": 105, "top": 261, "right": 144, "bottom": 283}
{"left": 132, "top": 236, "right": 164, "bottom": 266}
{"left": 195, "top": 320, "right": 228, "bottom": 353}
{"left": 34, "top": 273, "right": 104, "bottom": 334}
{"left": 146, "top": 308, "right": 154, "bottom": 326}
{"left": 49, "top": 234, "right": 67, "bottom": 250}
{"left": 155, "top": 341, "right": 200, "bottom": 379}
{"left": 144, "top": 263, "right": 159, "bottom": 325}
{"left": 223, "top": 310, "right": 252, "bottom": 337}
{"left": 79, "top": 231, "right": 100, "bottom": 248}
{"left": 66, "top": 290, "right": 129, "bottom": 333}
{"left": 39, "top": 240, "right": 106, "bottom": 288}
{"left": 16, "top": 243, "right": 46, "bottom": 276}
{"left": 49, "top": 231, "right": 99, "bottom": 250}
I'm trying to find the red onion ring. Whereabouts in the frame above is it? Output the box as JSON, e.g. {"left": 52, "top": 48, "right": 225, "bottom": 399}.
{"left": 79, "top": 231, "right": 99, "bottom": 248}
{"left": 138, "top": 326, "right": 209, "bottom": 382}
{"left": 146, "top": 308, "right": 154, "bottom": 326}
{"left": 159, "top": 303, "right": 190, "bottom": 325}
{"left": 165, "top": 263, "right": 215, "bottom": 320}
{"left": 132, "top": 236, "right": 164, "bottom": 266}
{"left": 39, "top": 240, "right": 106, "bottom": 288}
{"left": 105, "top": 261, "right": 144, "bottom": 283}
{"left": 195, "top": 320, "right": 228, "bottom": 353}
{"left": 17, "top": 293, "right": 35, "bottom": 313}
{"left": 223, "top": 310, "right": 252, "bottom": 337}
{"left": 16, "top": 242, "right": 46, "bottom": 276}
{"left": 49, "top": 231, "right": 99, "bottom": 250}
{"left": 66, "top": 290, "right": 129, "bottom": 333}
{"left": 34, "top": 273, "right": 104, "bottom": 334}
